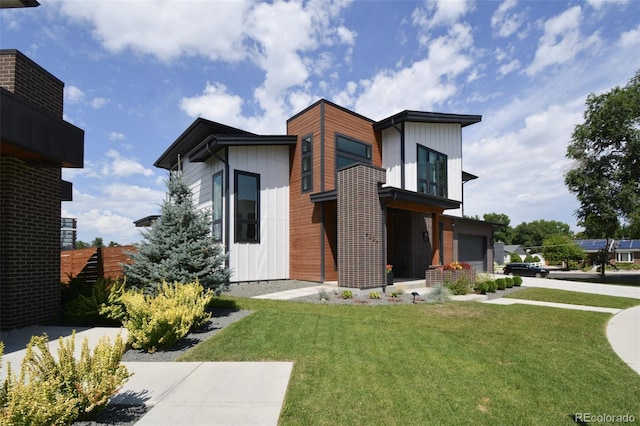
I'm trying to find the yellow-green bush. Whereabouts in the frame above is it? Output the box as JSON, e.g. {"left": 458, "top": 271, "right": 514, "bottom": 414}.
{"left": 0, "top": 332, "right": 130, "bottom": 425}
{"left": 117, "top": 281, "right": 213, "bottom": 352}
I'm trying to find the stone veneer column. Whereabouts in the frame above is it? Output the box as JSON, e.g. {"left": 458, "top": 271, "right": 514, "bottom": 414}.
{"left": 337, "top": 164, "right": 386, "bottom": 289}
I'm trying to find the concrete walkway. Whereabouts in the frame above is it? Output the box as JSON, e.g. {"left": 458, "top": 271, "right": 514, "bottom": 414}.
{"left": 0, "top": 326, "right": 293, "bottom": 425}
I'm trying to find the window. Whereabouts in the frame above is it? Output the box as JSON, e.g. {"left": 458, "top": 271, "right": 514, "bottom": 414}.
{"left": 212, "top": 171, "right": 223, "bottom": 242}
{"left": 301, "top": 135, "right": 313, "bottom": 192}
{"left": 336, "top": 134, "right": 372, "bottom": 170}
{"left": 234, "top": 171, "right": 260, "bottom": 243}
{"left": 417, "top": 145, "right": 447, "bottom": 197}
{"left": 616, "top": 252, "right": 634, "bottom": 263}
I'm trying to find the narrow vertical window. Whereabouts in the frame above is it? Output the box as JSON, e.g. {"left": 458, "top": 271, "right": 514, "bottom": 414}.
{"left": 234, "top": 170, "right": 260, "bottom": 243}
{"left": 301, "top": 135, "right": 313, "bottom": 192}
{"left": 212, "top": 171, "right": 223, "bottom": 242}
{"left": 417, "top": 145, "right": 447, "bottom": 197}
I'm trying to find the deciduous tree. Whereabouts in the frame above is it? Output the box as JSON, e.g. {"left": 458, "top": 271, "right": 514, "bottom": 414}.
{"left": 565, "top": 70, "right": 640, "bottom": 239}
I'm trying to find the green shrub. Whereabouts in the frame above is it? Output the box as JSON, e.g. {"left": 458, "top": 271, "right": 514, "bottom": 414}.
{"left": 487, "top": 280, "right": 497, "bottom": 292}
{"left": 115, "top": 281, "right": 213, "bottom": 352}
{"left": 389, "top": 291, "right": 400, "bottom": 298}
{"left": 509, "top": 252, "right": 523, "bottom": 263}
{"left": 474, "top": 281, "right": 488, "bottom": 294}
{"left": 505, "top": 277, "right": 514, "bottom": 288}
{"left": 513, "top": 276, "right": 523, "bottom": 286}
{"left": 427, "top": 284, "right": 450, "bottom": 304}
{"left": 368, "top": 291, "right": 381, "bottom": 299}
{"left": 341, "top": 290, "right": 353, "bottom": 299}
{"left": 0, "top": 332, "right": 129, "bottom": 424}
{"left": 495, "top": 278, "right": 506, "bottom": 290}
{"left": 444, "top": 274, "right": 472, "bottom": 295}
{"left": 63, "top": 278, "right": 124, "bottom": 325}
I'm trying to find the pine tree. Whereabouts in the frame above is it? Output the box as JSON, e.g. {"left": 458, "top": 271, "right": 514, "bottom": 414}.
{"left": 123, "top": 172, "right": 230, "bottom": 294}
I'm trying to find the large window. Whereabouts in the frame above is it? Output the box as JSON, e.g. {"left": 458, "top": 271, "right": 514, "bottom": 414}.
{"left": 336, "top": 134, "right": 372, "bottom": 170}
{"left": 417, "top": 145, "right": 447, "bottom": 197}
{"left": 301, "top": 135, "right": 313, "bottom": 192}
{"left": 212, "top": 171, "right": 223, "bottom": 242}
{"left": 234, "top": 171, "right": 260, "bottom": 243}
{"left": 616, "top": 252, "right": 634, "bottom": 263}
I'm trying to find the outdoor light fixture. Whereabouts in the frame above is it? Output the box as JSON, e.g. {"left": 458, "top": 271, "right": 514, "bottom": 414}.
{"left": 411, "top": 291, "right": 419, "bottom": 303}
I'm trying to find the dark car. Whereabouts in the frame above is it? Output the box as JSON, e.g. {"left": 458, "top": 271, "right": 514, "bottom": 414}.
{"left": 503, "top": 263, "right": 549, "bottom": 278}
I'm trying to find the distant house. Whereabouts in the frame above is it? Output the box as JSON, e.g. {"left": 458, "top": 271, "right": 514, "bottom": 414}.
{"left": 0, "top": 49, "right": 84, "bottom": 329}
{"left": 149, "top": 99, "right": 499, "bottom": 289}
{"left": 575, "top": 239, "right": 640, "bottom": 266}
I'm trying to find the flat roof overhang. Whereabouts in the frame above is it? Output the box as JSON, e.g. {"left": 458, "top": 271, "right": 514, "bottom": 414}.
{"left": 0, "top": 0, "right": 40, "bottom": 8}
{"left": 0, "top": 88, "right": 84, "bottom": 167}
{"left": 134, "top": 215, "right": 160, "bottom": 227}
{"left": 155, "top": 118, "right": 257, "bottom": 170}
{"left": 189, "top": 134, "right": 297, "bottom": 163}
{"left": 310, "top": 186, "right": 461, "bottom": 211}
{"left": 374, "top": 110, "right": 482, "bottom": 131}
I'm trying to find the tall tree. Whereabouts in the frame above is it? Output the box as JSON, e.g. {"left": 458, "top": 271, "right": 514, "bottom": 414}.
{"left": 483, "top": 212, "right": 512, "bottom": 244}
{"left": 123, "top": 172, "right": 230, "bottom": 294}
{"left": 541, "top": 234, "right": 585, "bottom": 269}
{"left": 512, "top": 220, "right": 572, "bottom": 250}
{"left": 565, "top": 70, "right": 640, "bottom": 239}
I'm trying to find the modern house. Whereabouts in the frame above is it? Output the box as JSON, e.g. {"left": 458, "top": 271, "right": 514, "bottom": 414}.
{"left": 154, "top": 99, "right": 497, "bottom": 289}
{"left": 0, "top": 49, "right": 84, "bottom": 329}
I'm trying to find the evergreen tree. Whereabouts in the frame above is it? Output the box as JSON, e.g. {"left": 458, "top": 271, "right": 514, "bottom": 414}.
{"left": 123, "top": 172, "right": 230, "bottom": 294}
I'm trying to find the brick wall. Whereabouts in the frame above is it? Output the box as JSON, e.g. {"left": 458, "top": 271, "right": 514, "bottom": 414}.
{"left": 0, "top": 157, "right": 62, "bottom": 329}
{"left": 337, "top": 164, "right": 386, "bottom": 289}
{"left": 0, "top": 49, "right": 64, "bottom": 117}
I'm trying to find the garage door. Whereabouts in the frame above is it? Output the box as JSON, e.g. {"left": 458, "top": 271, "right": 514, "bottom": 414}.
{"left": 458, "top": 234, "right": 486, "bottom": 272}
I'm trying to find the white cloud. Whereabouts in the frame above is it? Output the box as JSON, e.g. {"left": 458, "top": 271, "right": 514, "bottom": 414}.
{"left": 491, "top": 0, "right": 526, "bottom": 38}
{"left": 179, "top": 82, "right": 245, "bottom": 127}
{"left": 354, "top": 22, "right": 474, "bottom": 119}
{"left": 586, "top": 0, "right": 629, "bottom": 10}
{"left": 90, "top": 97, "right": 108, "bottom": 109}
{"left": 104, "top": 149, "right": 155, "bottom": 178}
{"left": 109, "top": 132, "right": 125, "bottom": 141}
{"left": 58, "top": 1, "right": 249, "bottom": 63}
{"left": 498, "top": 59, "right": 521, "bottom": 76}
{"left": 64, "top": 85, "right": 85, "bottom": 104}
{"left": 526, "top": 6, "right": 601, "bottom": 76}
{"left": 413, "top": 0, "right": 473, "bottom": 31}
{"left": 619, "top": 23, "right": 640, "bottom": 48}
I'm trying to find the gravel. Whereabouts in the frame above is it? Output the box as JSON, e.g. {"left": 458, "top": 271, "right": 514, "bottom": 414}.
{"left": 75, "top": 279, "right": 523, "bottom": 425}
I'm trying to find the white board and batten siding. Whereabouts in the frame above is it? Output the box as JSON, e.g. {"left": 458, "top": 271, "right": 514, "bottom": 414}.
{"left": 181, "top": 145, "right": 290, "bottom": 283}
{"left": 382, "top": 122, "right": 464, "bottom": 217}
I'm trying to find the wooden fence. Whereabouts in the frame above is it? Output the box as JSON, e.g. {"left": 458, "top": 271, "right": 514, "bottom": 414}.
{"left": 60, "top": 245, "right": 135, "bottom": 283}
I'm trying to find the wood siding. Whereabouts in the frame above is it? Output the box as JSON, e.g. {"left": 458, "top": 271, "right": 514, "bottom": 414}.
{"left": 287, "top": 101, "right": 379, "bottom": 282}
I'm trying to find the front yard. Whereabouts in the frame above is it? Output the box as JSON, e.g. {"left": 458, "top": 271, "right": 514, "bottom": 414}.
{"left": 181, "top": 295, "right": 640, "bottom": 425}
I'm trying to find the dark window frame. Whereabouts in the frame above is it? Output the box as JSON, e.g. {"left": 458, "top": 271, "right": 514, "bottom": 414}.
{"left": 335, "top": 133, "right": 372, "bottom": 173}
{"left": 417, "top": 144, "right": 448, "bottom": 198}
{"left": 301, "top": 134, "right": 313, "bottom": 193}
{"left": 234, "top": 170, "right": 260, "bottom": 244}
{"left": 212, "top": 171, "right": 223, "bottom": 242}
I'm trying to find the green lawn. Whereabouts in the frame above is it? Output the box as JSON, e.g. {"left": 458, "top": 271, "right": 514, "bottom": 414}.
{"left": 181, "top": 298, "right": 640, "bottom": 425}
{"left": 505, "top": 287, "right": 640, "bottom": 309}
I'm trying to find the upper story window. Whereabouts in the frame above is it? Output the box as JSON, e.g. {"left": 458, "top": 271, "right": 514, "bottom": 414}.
{"left": 234, "top": 170, "right": 260, "bottom": 243}
{"left": 301, "top": 135, "right": 313, "bottom": 193}
{"left": 417, "top": 145, "right": 447, "bottom": 198}
{"left": 212, "top": 171, "right": 223, "bottom": 242}
{"left": 336, "top": 134, "right": 372, "bottom": 170}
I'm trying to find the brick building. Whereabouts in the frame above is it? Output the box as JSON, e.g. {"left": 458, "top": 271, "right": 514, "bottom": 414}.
{"left": 0, "top": 49, "right": 84, "bottom": 329}
{"left": 154, "top": 99, "right": 497, "bottom": 289}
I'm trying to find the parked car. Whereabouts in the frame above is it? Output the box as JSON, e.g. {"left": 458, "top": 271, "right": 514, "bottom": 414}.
{"left": 503, "top": 263, "right": 550, "bottom": 278}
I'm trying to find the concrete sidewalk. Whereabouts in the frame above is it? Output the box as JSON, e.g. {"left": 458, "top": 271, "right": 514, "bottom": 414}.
{"left": 0, "top": 326, "right": 293, "bottom": 425}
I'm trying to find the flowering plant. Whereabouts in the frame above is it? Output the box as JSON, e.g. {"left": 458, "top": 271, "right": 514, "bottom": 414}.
{"left": 442, "top": 261, "right": 472, "bottom": 271}
{"left": 386, "top": 264, "right": 393, "bottom": 274}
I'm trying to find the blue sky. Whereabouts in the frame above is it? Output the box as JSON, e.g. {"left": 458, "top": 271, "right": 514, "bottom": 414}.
{"left": 1, "top": 0, "right": 638, "bottom": 244}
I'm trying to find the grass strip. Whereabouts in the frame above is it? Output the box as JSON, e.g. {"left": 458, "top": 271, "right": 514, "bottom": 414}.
{"left": 504, "top": 287, "right": 640, "bottom": 309}
{"left": 181, "top": 297, "right": 639, "bottom": 425}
